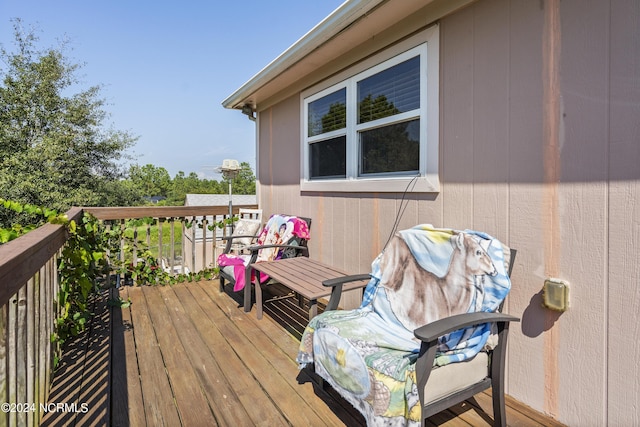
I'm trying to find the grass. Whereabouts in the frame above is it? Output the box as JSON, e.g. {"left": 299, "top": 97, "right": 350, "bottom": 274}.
{"left": 113, "top": 216, "right": 230, "bottom": 265}
{"left": 120, "top": 220, "right": 185, "bottom": 261}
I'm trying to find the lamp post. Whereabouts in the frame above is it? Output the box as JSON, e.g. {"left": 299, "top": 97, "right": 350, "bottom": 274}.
{"left": 216, "top": 159, "right": 241, "bottom": 233}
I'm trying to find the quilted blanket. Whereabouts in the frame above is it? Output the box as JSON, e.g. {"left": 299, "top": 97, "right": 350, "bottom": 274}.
{"left": 296, "top": 225, "right": 511, "bottom": 426}
{"left": 218, "top": 214, "right": 310, "bottom": 291}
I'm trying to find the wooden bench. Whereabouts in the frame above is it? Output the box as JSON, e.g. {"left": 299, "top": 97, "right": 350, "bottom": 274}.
{"left": 250, "top": 257, "right": 370, "bottom": 319}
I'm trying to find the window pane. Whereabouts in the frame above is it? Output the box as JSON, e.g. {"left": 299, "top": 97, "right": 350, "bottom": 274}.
{"left": 359, "top": 120, "right": 420, "bottom": 175}
{"left": 310, "top": 136, "right": 346, "bottom": 179}
{"left": 358, "top": 56, "right": 420, "bottom": 124}
{"left": 308, "top": 88, "right": 346, "bottom": 137}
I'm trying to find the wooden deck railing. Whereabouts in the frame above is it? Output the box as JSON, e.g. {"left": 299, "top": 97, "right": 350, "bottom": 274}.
{"left": 0, "top": 207, "right": 83, "bottom": 427}
{"left": 0, "top": 204, "right": 257, "bottom": 426}
{"left": 85, "top": 205, "right": 258, "bottom": 281}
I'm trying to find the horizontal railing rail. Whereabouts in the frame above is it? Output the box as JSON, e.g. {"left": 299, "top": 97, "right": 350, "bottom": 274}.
{"left": 0, "top": 208, "right": 83, "bottom": 307}
{"left": 84, "top": 205, "right": 259, "bottom": 221}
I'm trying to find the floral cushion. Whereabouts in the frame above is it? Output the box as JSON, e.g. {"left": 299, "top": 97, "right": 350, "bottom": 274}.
{"left": 231, "top": 218, "right": 261, "bottom": 247}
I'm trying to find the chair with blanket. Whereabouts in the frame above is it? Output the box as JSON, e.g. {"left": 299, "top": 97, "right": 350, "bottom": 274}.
{"left": 218, "top": 214, "right": 311, "bottom": 316}
{"left": 297, "top": 225, "right": 519, "bottom": 427}
{"left": 219, "top": 208, "right": 263, "bottom": 256}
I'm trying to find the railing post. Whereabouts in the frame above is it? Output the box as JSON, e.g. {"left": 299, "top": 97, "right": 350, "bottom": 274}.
{"left": 0, "top": 304, "right": 6, "bottom": 427}
{"left": 7, "top": 294, "right": 17, "bottom": 427}
{"left": 26, "top": 276, "right": 35, "bottom": 427}
{"left": 181, "top": 220, "right": 187, "bottom": 274}
{"left": 132, "top": 226, "right": 138, "bottom": 286}
{"left": 169, "top": 217, "right": 176, "bottom": 273}
{"left": 191, "top": 217, "right": 197, "bottom": 273}
{"left": 104, "top": 222, "right": 112, "bottom": 289}
{"left": 146, "top": 221, "right": 151, "bottom": 247}
{"left": 119, "top": 220, "right": 125, "bottom": 287}
{"left": 16, "top": 284, "right": 27, "bottom": 426}
{"left": 202, "top": 216, "right": 208, "bottom": 271}
{"left": 38, "top": 264, "right": 48, "bottom": 420}
{"left": 212, "top": 215, "right": 219, "bottom": 268}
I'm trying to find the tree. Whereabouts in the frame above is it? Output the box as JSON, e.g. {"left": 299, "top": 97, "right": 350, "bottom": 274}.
{"left": 128, "top": 164, "right": 172, "bottom": 198}
{"left": 159, "top": 163, "right": 255, "bottom": 206}
{"left": 320, "top": 101, "right": 346, "bottom": 134}
{"left": 229, "top": 162, "right": 256, "bottom": 195}
{"left": 0, "top": 19, "right": 137, "bottom": 222}
{"left": 163, "top": 171, "right": 216, "bottom": 205}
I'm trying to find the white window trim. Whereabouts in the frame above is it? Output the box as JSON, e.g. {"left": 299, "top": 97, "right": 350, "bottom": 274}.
{"left": 300, "top": 25, "right": 439, "bottom": 193}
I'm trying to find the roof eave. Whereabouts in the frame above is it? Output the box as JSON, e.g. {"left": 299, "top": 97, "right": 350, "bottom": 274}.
{"left": 221, "top": 0, "right": 386, "bottom": 111}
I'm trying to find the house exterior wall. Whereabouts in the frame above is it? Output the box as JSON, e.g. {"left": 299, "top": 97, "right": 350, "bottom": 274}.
{"left": 254, "top": 0, "right": 640, "bottom": 425}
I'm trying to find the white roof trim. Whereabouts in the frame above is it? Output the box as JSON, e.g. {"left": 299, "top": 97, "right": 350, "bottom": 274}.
{"left": 221, "top": 0, "right": 386, "bottom": 110}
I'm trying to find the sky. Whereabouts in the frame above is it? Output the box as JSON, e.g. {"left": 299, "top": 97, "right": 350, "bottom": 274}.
{"left": 0, "top": 0, "right": 345, "bottom": 179}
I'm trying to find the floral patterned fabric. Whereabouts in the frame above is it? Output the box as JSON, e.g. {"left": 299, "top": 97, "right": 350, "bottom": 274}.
{"left": 218, "top": 214, "right": 310, "bottom": 291}
{"left": 297, "top": 225, "right": 511, "bottom": 426}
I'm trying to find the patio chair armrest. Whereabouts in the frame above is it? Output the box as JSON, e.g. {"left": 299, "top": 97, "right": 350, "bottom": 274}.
{"left": 246, "top": 244, "right": 310, "bottom": 257}
{"left": 322, "top": 273, "right": 371, "bottom": 288}
{"left": 412, "top": 312, "right": 520, "bottom": 414}
{"left": 219, "top": 234, "right": 262, "bottom": 254}
{"left": 414, "top": 312, "right": 520, "bottom": 344}
{"left": 221, "top": 234, "right": 260, "bottom": 242}
{"left": 322, "top": 274, "right": 371, "bottom": 311}
{"left": 414, "top": 312, "right": 520, "bottom": 425}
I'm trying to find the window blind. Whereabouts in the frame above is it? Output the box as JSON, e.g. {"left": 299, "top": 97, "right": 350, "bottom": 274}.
{"left": 357, "top": 56, "right": 420, "bottom": 124}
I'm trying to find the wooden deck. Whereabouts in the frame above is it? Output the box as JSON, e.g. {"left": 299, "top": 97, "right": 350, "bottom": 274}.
{"left": 41, "top": 281, "right": 563, "bottom": 426}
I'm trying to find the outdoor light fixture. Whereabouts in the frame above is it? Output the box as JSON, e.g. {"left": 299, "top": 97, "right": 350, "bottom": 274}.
{"left": 542, "top": 278, "right": 570, "bottom": 312}
{"left": 216, "top": 159, "right": 242, "bottom": 232}
{"left": 241, "top": 104, "right": 256, "bottom": 121}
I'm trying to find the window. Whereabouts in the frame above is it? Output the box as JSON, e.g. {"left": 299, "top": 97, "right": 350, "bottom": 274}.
{"left": 301, "top": 26, "right": 439, "bottom": 193}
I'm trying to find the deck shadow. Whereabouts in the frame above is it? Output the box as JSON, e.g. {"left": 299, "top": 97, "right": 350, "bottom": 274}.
{"left": 41, "top": 289, "right": 112, "bottom": 426}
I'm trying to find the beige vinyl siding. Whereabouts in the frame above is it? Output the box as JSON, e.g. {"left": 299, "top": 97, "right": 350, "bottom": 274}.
{"left": 253, "top": 0, "right": 640, "bottom": 425}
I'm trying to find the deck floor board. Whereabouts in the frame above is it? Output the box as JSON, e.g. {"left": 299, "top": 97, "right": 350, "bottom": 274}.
{"left": 127, "top": 285, "right": 182, "bottom": 426}
{"left": 44, "top": 281, "right": 562, "bottom": 426}
{"left": 172, "top": 284, "right": 288, "bottom": 426}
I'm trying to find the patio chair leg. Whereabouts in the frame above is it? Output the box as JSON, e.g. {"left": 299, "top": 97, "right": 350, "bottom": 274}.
{"left": 243, "top": 275, "right": 252, "bottom": 313}
{"left": 255, "top": 281, "right": 263, "bottom": 320}
{"left": 309, "top": 299, "right": 318, "bottom": 319}
{"left": 492, "top": 383, "right": 507, "bottom": 427}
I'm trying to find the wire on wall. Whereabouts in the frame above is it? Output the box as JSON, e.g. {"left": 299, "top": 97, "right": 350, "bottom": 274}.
{"left": 381, "top": 175, "right": 419, "bottom": 253}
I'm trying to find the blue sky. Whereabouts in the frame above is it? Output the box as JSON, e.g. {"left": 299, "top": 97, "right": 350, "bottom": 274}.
{"left": 0, "top": 1, "right": 344, "bottom": 178}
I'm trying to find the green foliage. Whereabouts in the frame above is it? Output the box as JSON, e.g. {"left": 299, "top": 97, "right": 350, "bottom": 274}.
{"left": 1, "top": 198, "right": 221, "bottom": 351}
{"left": 321, "top": 101, "right": 346, "bottom": 133}
{"left": 119, "top": 162, "right": 256, "bottom": 206}
{"left": 128, "top": 164, "right": 173, "bottom": 199}
{"left": 54, "top": 213, "right": 111, "bottom": 345}
{"left": 358, "top": 94, "right": 400, "bottom": 123}
{"left": 357, "top": 95, "right": 418, "bottom": 174}
{"left": 0, "top": 20, "right": 257, "bottom": 216}
{"left": 108, "top": 220, "right": 218, "bottom": 286}
{"left": 108, "top": 296, "right": 131, "bottom": 308}
{"left": 0, "top": 197, "right": 67, "bottom": 242}
{"left": 0, "top": 19, "right": 137, "bottom": 221}
{"left": 228, "top": 162, "right": 257, "bottom": 195}
{"left": 0, "top": 198, "right": 105, "bottom": 346}
{"left": 164, "top": 170, "right": 222, "bottom": 205}
{"left": 128, "top": 162, "right": 256, "bottom": 206}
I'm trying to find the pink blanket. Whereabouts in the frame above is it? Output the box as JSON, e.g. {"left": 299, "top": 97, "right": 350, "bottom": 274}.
{"left": 217, "top": 254, "right": 255, "bottom": 291}
{"left": 218, "top": 214, "right": 310, "bottom": 291}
